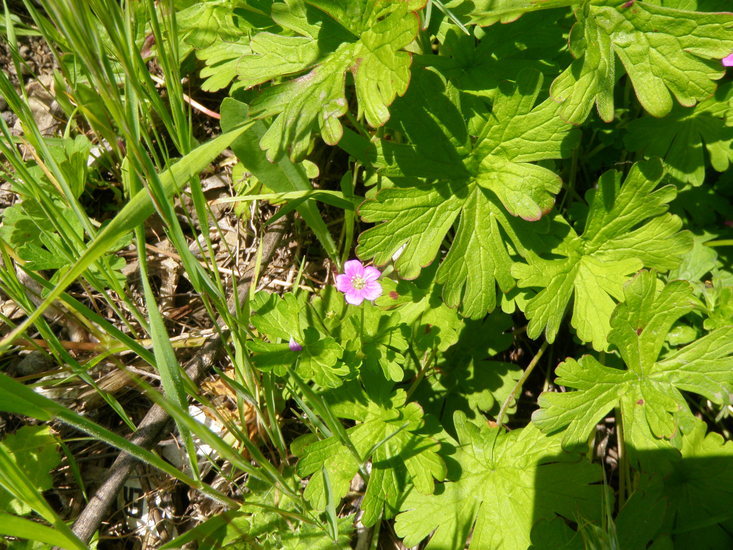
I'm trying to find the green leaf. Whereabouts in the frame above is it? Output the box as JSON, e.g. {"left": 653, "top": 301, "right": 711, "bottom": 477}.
{"left": 0, "top": 123, "right": 255, "bottom": 352}
{"left": 0, "top": 513, "right": 86, "bottom": 550}
{"left": 625, "top": 82, "right": 733, "bottom": 186}
{"left": 551, "top": 0, "right": 733, "bottom": 123}
{"left": 240, "top": 0, "right": 424, "bottom": 160}
{"left": 221, "top": 98, "right": 339, "bottom": 260}
{"left": 178, "top": 0, "right": 273, "bottom": 92}
{"left": 395, "top": 412, "right": 603, "bottom": 550}
{"left": 249, "top": 292, "right": 348, "bottom": 387}
{"left": 410, "top": 311, "right": 518, "bottom": 431}
{"left": 354, "top": 68, "right": 577, "bottom": 318}
{"left": 659, "top": 420, "right": 733, "bottom": 545}
{"left": 374, "top": 272, "right": 466, "bottom": 357}
{"left": 532, "top": 271, "right": 732, "bottom": 450}
{"left": 433, "top": 13, "right": 568, "bottom": 97}
{"left": 445, "top": 0, "right": 579, "bottom": 26}
{"left": 295, "top": 386, "right": 445, "bottom": 527}
{"left": 512, "top": 159, "right": 692, "bottom": 350}
{"left": 614, "top": 419, "right": 733, "bottom": 548}
{"left": 0, "top": 425, "right": 83, "bottom": 550}
{"left": 0, "top": 426, "right": 60, "bottom": 516}
{"left": 702, "top": 272, "right": 733, "bottom": 330}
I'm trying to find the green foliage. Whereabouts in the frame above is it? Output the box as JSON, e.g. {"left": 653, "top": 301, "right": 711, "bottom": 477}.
{"left": 249, "top": 291, "right": 349, "bottom": 387}
{"left": 611, "top": 419, "right": 733, "bottom": 548}
{"left": 350, "top": 68, "right": 577, "bottom": 318}
{"left": 533, "top": 271, "right": 733, "bottom": 450}
{"left": 3, "top": 0, "right": 733, "bottom": 548}
{"left": 294, "top": 383, "right": 445, "bottom": 527}
{"left": 161, "top": 474, "right": 353, "bottom": 549}
{"left": 513, "top": 159, "right": 692, "bottom": 350}
{"left": 395, "top": 413, "right": 604, "bottom": 549}
{"left": 177, "top": 0, "right": 273, "bottom": 92}
{"left": 216, "top": 0, "right": 426, "bottom": 161}
{"left": 625, "top": 82, "right": 733, "bottom": 186}
{"left": 0, "top": 426, "right": 60, "bottom": 516}
{"left": 221, "top": 97, "right": 340, "bottom": 260}
{"left": 551, "top": 0, "right": 733, "bottom": 123}
{"left": 448, "top": 0, "right": 579, "bottom": 26}
{"left": 0, "top": 135, "right": 128, "bottom": 282}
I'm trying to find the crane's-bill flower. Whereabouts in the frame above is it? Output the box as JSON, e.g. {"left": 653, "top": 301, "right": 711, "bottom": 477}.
{"left": 723, "top": 53, "right": 733, "bottom": 67}
{"left": 289, "top": 337, "right": 303, "bottom": 352}
{"left": 335, "top": 260, "right": 382, "bottom": 305}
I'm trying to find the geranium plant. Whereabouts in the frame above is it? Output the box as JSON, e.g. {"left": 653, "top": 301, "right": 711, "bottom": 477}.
{"left": 0, "top": 0, "right": 732, "bottom": 548}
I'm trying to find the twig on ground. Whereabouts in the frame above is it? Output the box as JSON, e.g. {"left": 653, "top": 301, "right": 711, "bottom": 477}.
{"left": 67, "top": 218, "right": 287, "bottom": 545}
{"left": 148, "top": 73, "right": 221, "bottom": 120}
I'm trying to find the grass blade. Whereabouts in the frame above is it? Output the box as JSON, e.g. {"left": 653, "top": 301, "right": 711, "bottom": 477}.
{"left": 0, "top": 123, "right": 254, "bottom": 352}
{"left": 0, "top": 513, "right": 85, "bottom": 550}
{"left": 221, "top": 98, "right": 339, "bottom": 262}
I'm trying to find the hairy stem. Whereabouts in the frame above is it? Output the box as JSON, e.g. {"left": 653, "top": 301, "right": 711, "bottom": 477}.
{"left": 497, "top": 340, "right": 549, "bottom": 428}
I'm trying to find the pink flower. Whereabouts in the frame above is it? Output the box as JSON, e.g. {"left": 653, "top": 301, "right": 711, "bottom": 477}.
{"left": 723, "top": 53, "right": 733, "bottom": 67}
{"left": 335, "top": 259, "right": 382, "bottom": 305}
{"left": 289, "top": 337, "right": 303, "bottom": 352}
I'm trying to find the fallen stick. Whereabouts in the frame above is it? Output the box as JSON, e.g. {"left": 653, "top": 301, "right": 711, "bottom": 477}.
{"left": 68, "top": 218, "right": 287, "bottom": 544}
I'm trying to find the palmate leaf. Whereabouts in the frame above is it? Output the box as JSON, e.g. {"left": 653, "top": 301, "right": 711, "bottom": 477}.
{"left": 0, "top": 426, "right": 60, "bottom": 516}
{"left": 511, "top": 159, "right": 692, "bottom": 350}
{"left": 444, "top": 0, "right": 579, "bottom": 26}
{"left": 350, "top": 68, "right": 577, "bottom": 318}
{"left": 625, "top": 82, "right": 733, "bottom": 186}
{"left": 532, "top": 271, "right": 733, "bottom": 450}
{"left": 395, "top": 412, "right": 603, "bottom": 550}
{"left": 436, "top": 12, "right": 568, "bottom": 98}
{"left": 551, "top": 0, "right": 733, "bottom": 123}
{"left": 177, "top": 0, "right": 274, "bottom": 92}
{"left": 614, "top": 420, "right": 733, "bottom": 549}
{"left": 237, "top": 0, "right": 425, "bottom": 161}
{"left": 248, "top": 292, "right": 348, "bottom": 388}
{"left": 293, "top": 385, "right": 445, "bottom": 527}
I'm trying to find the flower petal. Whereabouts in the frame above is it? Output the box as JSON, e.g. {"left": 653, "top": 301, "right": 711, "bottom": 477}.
{"left": 336, "top": 273, "right": 353, "bottom": 292}
{"left": 723, "top": 53, "right": 733, "bottom": 67}
{"left": 362, "top": 281, "right": 383, "bottom": 301}
{"left": 344, "top": 290, "right": 365, "bottom": 305}
{"left": 362, "top": 266, "right": 381, "bottom": 282}
{"left": 289, "top": 337, "right": 303, "bottom": 352}
{"left": 343, "top": 259, "right": 365, "bottom": 278}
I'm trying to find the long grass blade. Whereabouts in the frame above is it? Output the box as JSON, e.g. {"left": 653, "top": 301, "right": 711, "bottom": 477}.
{"left": 221, "top": 98, "right": 339, "bottom": 262}
{"left": 0, "top": 123, "right": 254, "bottom": 353}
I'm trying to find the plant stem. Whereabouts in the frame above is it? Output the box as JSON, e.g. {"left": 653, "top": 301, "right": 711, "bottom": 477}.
{"left": 616, "top": 406, "right": 630, "bottom": 507}
{"left": 405, "top": 348, "right": 435, "bottom": 400}
{"left": 497, "top": 341, "right": 549, "bottom": 428}
{"left": 704, "top": 239, "right": 733, "bottom": 247}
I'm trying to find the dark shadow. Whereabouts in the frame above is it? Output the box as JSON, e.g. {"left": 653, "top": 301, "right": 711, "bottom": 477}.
{"left": 530, "top": 448, "right": 733, "bottom": 549}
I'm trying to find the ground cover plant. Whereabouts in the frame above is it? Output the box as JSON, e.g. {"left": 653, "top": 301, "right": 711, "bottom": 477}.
{"left": 0, "top": 0, "right": 732, "bottom": 548}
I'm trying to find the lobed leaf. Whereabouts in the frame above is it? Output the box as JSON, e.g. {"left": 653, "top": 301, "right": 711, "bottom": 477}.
{"left": 513, "top": 159, "right": 692, "bottom": 350}
{"left": 625, "top": 82, "right": 733, "bottom": 186}
{"left": 355, "top": 69, "right": 577, "bottom": 318}
{"left": 237, "top": 0, "right": 424, "bottom": 161}
{"left": 395, "top": 413, "right": 603, "bottom": 550}
{"left": 295, "top": 386, "right": 445, "bottom": 526}
{"left": 533, "top": 271, "right": 733, "bottom": 449}
{"left": 551, "top": 0, "right": 733, "bottom": 123}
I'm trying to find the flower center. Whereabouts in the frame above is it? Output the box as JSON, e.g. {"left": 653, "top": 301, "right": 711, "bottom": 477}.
{"left": 351, "top": 276, "right": 366, "bottom": 289}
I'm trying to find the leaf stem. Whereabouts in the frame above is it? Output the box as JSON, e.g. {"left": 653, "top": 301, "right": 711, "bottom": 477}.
{"left": 704, "top": 239, "right": 733, "bottom": 248}
{"left": 405, "top": 348, "right": 434, "bottom": 400}
{"left": 615, "top": 406, "right": 630, "bottom": 507}
{"left": 497, "top": 341, "right": 549, "bottom": 428}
